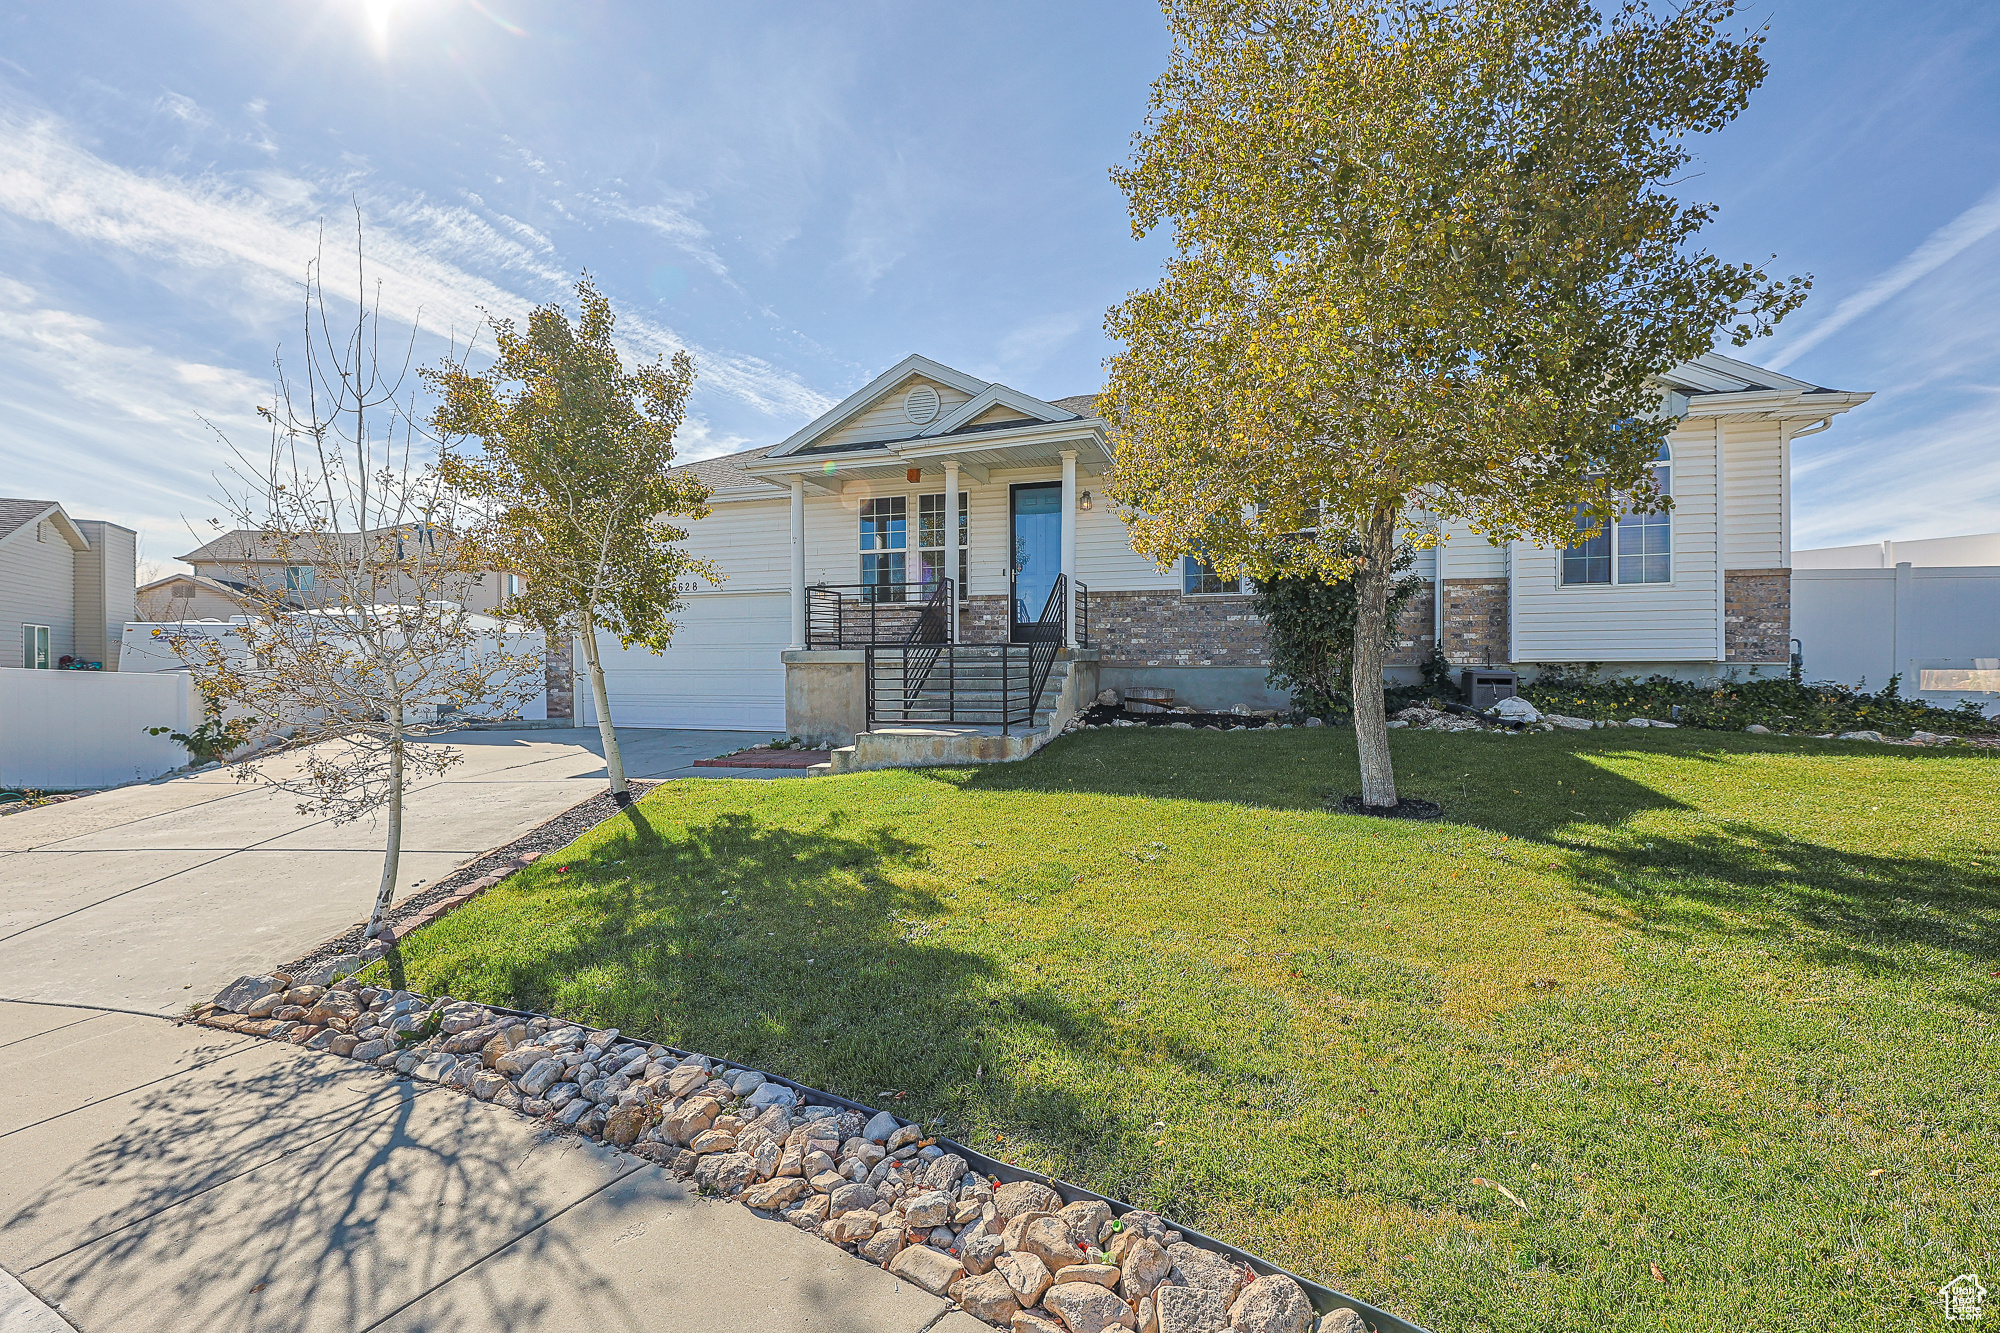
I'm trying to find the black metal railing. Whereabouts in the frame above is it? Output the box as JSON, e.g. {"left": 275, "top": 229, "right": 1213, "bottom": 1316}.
{"left": 866, "top": 643, "right": 1063, "bottom": 734}
{"left": 805, "top": 579, "right": 953, "bottom": 649}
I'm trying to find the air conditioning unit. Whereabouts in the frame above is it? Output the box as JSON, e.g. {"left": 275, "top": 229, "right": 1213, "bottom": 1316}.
{"left": 1459, "top": 670, "right": 1520, "bottom": 710}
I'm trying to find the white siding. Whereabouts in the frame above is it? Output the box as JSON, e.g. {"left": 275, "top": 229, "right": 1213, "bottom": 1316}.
{"left": 1510, "top": 418, "right": 1722, "bottom": 662}
{"left": 688, "top": 496, "right": 791, "bottom": 592}
{"left": 0, "top": 523, "right": 78, "bottom": 669}
{"left": 1721, "top": 419, "right": 1785, "bottom": 569}
{"left": 1433, "top": 522, "right": 1511, "bottom": 579}
{"left": 813, "top": 376, "right": 976, "bottom": 450}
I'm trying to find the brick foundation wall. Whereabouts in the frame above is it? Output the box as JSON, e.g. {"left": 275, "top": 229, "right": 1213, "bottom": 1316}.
{"left": 1725, "top": 569, "right": 1790, "bottom": 664}
{"left": 1439, "top": 578, "right": 1510, "bottom": 666}
{"left": 956, "top": 584, "right": 1436, "bottom": 671}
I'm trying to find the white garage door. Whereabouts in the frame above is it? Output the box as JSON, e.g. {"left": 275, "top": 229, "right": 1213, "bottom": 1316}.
{"left": 585, "top": 592, "right": 789, "bottom": 731}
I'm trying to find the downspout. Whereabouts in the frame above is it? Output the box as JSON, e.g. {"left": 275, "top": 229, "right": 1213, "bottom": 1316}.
{"left": 1714, "top": 418, "right": 1728, "bottom": 665}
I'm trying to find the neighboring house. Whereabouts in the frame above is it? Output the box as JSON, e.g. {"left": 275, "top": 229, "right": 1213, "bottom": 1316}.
{"left": 135, "top": 572, "right": 262, "bottom": 622}
{"left": 580, "top": 351, "right": 1871, "bottom": 746}
{"left": 1791, "top": 530, "right": 2000, "bottom": 708}
{"left": 174, "top": 528, "right": 525, "bottom": 616}
{"left": 0, "top": 498, "right": 137, "bottom": 670}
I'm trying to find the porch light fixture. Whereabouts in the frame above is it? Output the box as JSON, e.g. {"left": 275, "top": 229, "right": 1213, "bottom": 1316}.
{"left": 1079, "top": 490, "right": 1093, "bottom": 511}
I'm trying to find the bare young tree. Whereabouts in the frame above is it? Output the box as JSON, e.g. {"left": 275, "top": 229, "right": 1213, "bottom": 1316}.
{"left": 168, "top": 222, "right": 542, "bottom": 945}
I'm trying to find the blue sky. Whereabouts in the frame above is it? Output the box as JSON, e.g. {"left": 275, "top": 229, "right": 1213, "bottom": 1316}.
{"left": 1, "top": 1, "right": 1996, "bottom": 577}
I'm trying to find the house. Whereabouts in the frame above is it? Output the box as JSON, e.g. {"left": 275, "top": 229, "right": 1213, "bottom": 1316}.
{"left": 172, "top": 528, "right": 525, "bottom": 617}
{"left": 578, "top": 352, "right": 1871, "bottom": 752}
{"left": 135, "top": 572, "right": 262, "bottom": 622}
{"left": 1790, "top": 530, "right": 2000, "bottom": 707}
{"left": 0, "top": 498, "right": 137, "bottom": 670}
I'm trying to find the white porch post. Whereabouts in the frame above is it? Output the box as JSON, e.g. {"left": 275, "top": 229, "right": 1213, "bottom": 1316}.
{"left": 789, "top": 475, "right": 807, "bottom": 650}
{"left": 1059, "top": 449, "right": 1078, "bottom": 645}
{"left": 944, "top": 460, "right": 961, "bottom": 644}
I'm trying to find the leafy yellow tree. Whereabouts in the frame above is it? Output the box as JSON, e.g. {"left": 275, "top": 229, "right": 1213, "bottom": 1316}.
{"left": 428, "top": 277, "right": 713, "bottom": 805}
{"left": 1103, "top": 0, "right": 1808, "bottom": 807}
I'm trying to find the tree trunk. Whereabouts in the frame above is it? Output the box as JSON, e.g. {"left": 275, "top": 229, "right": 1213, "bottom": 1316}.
{"left": 579, "top": 612, "right": 630, "bottom": 803}
{"left": 364, "top": 727, "right": 405, "bottom": 941}
{"left": 1350, "top": 502, "right": 1400, "bottom": 808}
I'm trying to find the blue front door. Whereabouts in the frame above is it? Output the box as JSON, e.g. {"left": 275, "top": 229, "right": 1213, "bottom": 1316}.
{"left": 1011, "top": 482, "right": 1061, "bottom": 641}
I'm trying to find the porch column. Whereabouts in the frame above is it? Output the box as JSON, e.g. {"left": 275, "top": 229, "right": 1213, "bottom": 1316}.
{"left": 789, "top": 474, "right": 806, "bottom": 650}
{"left": 1060, "top": 449, "right": 1078, "bottom": 645}
{"left": 944, "top": 460, "right": 961, "bottom": 644}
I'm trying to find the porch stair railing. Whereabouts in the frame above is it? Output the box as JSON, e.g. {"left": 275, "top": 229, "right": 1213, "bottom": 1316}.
{"left": 867, "top": 575, "right": 1071, "bottom": 734}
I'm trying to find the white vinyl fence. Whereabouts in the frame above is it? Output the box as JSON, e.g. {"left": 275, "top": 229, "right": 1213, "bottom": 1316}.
{"left": 1793, "top": 564, "right": 2000, "bottom": 714}
{"left": 0, "top": 667, "right": 197, "bottom": 789}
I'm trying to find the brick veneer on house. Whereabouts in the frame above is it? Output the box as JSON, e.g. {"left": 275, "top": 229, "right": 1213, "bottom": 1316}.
{"left": 545, "top": 636, "right": 574, "bottom": 720}
{"left": 959, "top": 585, "right": 1435, "bottom": 671}
{"left": 1439, "top": 578, "right": 1510, "bottom": 666}
{"left": 1725, "top": 569, "right": 1790, "bottom": 664}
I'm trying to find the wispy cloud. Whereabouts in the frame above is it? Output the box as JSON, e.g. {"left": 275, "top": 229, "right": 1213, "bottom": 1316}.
{"left": 590, "top": 190, "right": 729, "bottom": 277}
{"left": 1768, "top": 176, "right": 2000, "bottom": 370}
{"left": 0, "top": 103, "right": 832, "bottom": 420}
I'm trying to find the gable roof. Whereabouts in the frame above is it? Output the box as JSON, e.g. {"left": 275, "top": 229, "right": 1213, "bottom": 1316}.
{"left": 679, "top": 444, "right": 778, "bottom": 493}
{"left": 138, "top": 572, "right": 261, "bottom": 604}
{"left": 1048, "top": 394, "right": 1102, "bottom": 418}
{"left": 0, "top": 499, "right": 89, "bottom": 552}
{"left": 766, "top": 354, "right": 993, "bottom": 460}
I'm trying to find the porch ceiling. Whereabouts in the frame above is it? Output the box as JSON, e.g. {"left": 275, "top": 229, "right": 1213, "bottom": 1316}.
{"left": 742, "top": 420, "right": 1112, "bottom": 484}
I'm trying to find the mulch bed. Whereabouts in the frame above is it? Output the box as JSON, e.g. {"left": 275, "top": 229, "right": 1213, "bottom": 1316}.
{"left": 1082, "top": 704, "right": 1281, "bottom": 729}
{"left": 275, "top": 780, "right": 660, "bottom": 979}
{"left": 692, "top": 749, "right": 831, "bottom": 769}
{"left": 1332, "top": 794, "right": 1445, "bottom": 820}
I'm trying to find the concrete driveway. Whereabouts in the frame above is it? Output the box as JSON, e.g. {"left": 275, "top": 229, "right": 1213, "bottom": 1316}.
{"left": 0, "top": 727, "right": 977, "bottom": 1332}
{"left": 0, "top": 726, "right": 778, "bottom": 1013}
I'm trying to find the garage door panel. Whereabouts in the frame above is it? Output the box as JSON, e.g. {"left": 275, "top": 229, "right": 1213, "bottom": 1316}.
{"left": 593, "top": 593, "right": 788, "bottom": 730}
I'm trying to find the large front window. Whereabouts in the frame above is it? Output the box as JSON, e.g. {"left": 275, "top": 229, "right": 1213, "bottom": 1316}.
{"left": 917, "top": 492, "right": 968, "bottom": 598}
{"left": 1564, "top": 444, "right": 1672, "bottom": 586}
{"left": 859, "top": 496, "right": 907, "bottom": 600}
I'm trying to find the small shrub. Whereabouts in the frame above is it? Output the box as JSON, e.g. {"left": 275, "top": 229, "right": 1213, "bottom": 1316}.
{"left": 1518, "top": 663, "right": 1993, "bottom": 736}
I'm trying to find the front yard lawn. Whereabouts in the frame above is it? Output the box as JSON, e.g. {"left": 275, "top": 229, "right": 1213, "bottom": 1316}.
{"left": 387, "top": 728, "right": 1998, "bottom": 1332}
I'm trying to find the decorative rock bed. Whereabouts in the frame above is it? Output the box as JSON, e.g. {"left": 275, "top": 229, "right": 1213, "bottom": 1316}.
{"left": 193, "top": 972, "right": 1408, "bottom": 1333}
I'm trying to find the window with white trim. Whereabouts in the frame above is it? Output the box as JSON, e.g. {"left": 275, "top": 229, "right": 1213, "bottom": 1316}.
{"left": 859, "top": 496, "right": 907, "bottom": 599}
{"left": 285, "top": 565, "right": 317, "bottom": 592}
{"left": 1563, "top": 443, "right": 1672, "bottom": 585}
{"left": 1182, "top": 555, "right": 1250, "bottom": 595}
{"left": 22, "top": 624, "right": 51, "bottom": 669}
{"left": 917, "top": 492, "right": 967, "bottom": 598}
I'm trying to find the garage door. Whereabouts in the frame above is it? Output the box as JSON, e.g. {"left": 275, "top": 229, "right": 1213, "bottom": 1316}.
{"left": 584, "top": 592, "right": 789, "bottom": 731}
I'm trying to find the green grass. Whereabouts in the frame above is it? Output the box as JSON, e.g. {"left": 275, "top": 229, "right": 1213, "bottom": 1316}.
{"left": 383, "top": 728, "right": 2000, "bottom": 1333}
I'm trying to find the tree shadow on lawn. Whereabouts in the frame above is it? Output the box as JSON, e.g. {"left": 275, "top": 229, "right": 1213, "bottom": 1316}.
{"left": 956, "top": 729, "right": 2000, "bottom": 986}
{"left": 414, "top": 803, "right": 1162, "bottom": 1188}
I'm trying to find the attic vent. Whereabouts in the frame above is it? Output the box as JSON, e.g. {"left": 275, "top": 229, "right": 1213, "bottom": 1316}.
{"left": 904, "top": 384, "right": 941, "bottom": 425}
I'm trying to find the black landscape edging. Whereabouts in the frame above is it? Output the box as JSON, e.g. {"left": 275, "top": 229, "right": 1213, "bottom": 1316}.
{"left": 448, "top": 993, "right": 1429, "bottom": 1333}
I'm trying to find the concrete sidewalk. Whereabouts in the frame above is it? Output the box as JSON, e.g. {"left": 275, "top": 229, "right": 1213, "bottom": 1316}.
{"left": 0, "top": 727, "right": 976, "bottom": 1332}
{"left": 0, "top": 727, "right": 777, "bottom": 1013}
{"left": 0, "top": 1000, "right": 978, "bottom": 1333}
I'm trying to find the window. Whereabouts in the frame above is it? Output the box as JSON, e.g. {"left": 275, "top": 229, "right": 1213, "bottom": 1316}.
{"left": 505, "top": 573, "right": 525, "bottom": 597}
{"left": 22, "top": 624, "right": 51, "bottom": 669}
{"left": 859, "top": 496, "right": 907, "bottom": 599}
{"left": 917, "top": 493, "right": 968, "bottom": 598}
{"left": 285, "top": 565, "right": 316, "bottom": 592}
{"left": 1563, "top": 444, "right": 1672, "bottom": 586}
{"left": 1183, "top": 555, "right": 1249, "bottom": 595}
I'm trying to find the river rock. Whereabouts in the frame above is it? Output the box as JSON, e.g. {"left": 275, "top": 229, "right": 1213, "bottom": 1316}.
{"left": 959, "top": 1226, "right": 1005, "bottom": 1274}
{"left": 1019, "top": 1215, "right": 1086, "bottom": 1271}
{"left": 863, "top": 1110, "right": 901, "bottom": 1142}
{"left": 1044, "top": 1280, "right": 1137, "bottom": 1333}
{"left": 889, "top": 1244, "right": 965, "bottom": 1296}
{"left": 925, "top": 1153, "right": 969, "bottom": 1192}
{"left": 1167, "top": 1241, "right": 1246, "bottom": 1306}
{"left": 742, "top": 1175, "right": 810, "bottom": 1210}
{"left": 1156, "top": 1284, "right": 1231, "bottom": 1333}
{"left": 604, "top": 1104, "right": 648, "bottom": 1147}
{"left": 996, "top": 1251, "right": 1053, "bottom": 1306}
{"left": 1227, "top": 1275, "right": 1315, "bottom": 1333}
{"left": 1013, "top": 1314, "right": 1067, "bottom": 1333}
{"left": 693, "top": 1150, "right": 756, "bottom": 1193}
{"left": 214, "top": 975, "right": 281, "bottom": 1012}
{"left": 827, "top": 1211, "right": 879, "bottom": 1244}
{"left": 904, "top": 1190, "right": 952, "bottom": 1229}
{"left": 995, "top": 1181, "right": 1062, "bottom": 1222}
{"left": 954, "top": 1269, "right": 1022, "bottom": 1325}
{"left": 1121, "top": 1236, "right": 1172, "bottom": 1298}
{"left": 860, "top": 1225, "right": 904, "bottom": 1266}
{"left": 1059, "top": 1199, "right": 1112, "bottom": 1246}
